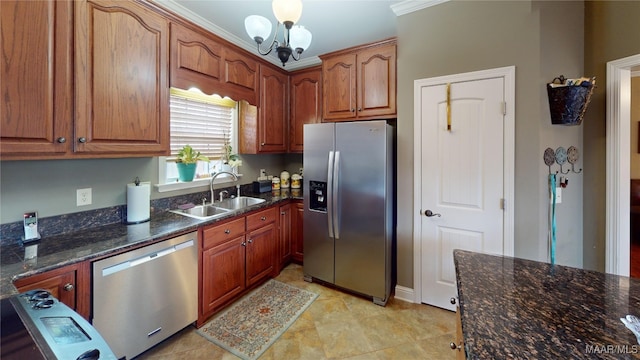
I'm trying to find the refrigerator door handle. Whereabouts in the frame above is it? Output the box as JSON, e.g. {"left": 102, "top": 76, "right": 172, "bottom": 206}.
{"left": 333, "top": 151, "right": 340, "bottom": 239}
{"left": 327, "top": 151, "right": 335, "bottom": 238}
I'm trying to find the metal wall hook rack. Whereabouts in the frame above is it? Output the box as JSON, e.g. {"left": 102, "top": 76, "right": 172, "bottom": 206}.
{"left": 543, "top": 145, "right": 582, "bottom": 175}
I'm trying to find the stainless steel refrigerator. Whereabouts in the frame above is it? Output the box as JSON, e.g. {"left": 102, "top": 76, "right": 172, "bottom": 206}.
{"left": 303, "top": 120, "right": 394, "bottom": 306}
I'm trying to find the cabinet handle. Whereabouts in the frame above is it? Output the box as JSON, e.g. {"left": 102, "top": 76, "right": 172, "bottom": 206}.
{"left": 261, "top": 216, "right": 266, "bottom": 221}
{"left": 57, "top": 137, "right": 66, "bottom": 143}
{"left": 281, "top": 212, "right": 285, "bottom": 215}
{"left": 450, "top": 297, "right": 457, "bottom": 305}
{"left": 224, "top": 229, "right": 231, "bottom": 234}
{"left": 450, "top": 342, "right": 462, "bottom": 351}
{"left": 63, "top": 283, "right": 74, "bottom": 292}
{"left": 78, "top": 137, "right": 87, "bottom": 143}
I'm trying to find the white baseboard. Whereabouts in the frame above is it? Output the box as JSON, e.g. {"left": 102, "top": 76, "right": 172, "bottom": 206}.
{"left": 393, "top": 285, "right": 416, "bottom": 303}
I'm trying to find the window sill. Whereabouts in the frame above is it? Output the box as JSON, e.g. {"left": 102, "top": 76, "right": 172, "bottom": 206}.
{"left": 155, "top": 174, "right": 242, "bottom": 193}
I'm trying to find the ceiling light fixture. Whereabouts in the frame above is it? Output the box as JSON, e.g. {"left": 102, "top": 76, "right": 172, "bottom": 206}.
{"left": 244, "top": 0, "right": 312, "bottom": 66}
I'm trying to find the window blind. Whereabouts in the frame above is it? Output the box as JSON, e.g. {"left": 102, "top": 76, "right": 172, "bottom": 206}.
{"left": 169, "top": 89, "right": 235, "bottom": 162}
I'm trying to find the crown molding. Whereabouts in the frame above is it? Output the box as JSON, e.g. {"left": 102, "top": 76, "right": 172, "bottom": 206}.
{"left": 391, "top": 0, "right": 450, "bottom": 16}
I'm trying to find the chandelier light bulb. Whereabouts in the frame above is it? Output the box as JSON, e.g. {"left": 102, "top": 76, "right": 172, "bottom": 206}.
{"left": 289, "top": 25, "right": 312, "bottom": 52}
{"left": 244, "top": 15, "right": 272, "bottom": 43}
{"left": 272, "top": 0, "right": 302, "bottom": 25}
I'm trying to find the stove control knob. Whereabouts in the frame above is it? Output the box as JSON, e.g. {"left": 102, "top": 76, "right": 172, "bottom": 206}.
{"left": 63, "top": 283, "right": 74, "bottom": 292}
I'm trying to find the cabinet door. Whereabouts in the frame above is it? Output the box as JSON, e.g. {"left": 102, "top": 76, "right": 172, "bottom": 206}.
{"left": 75, "top": 0, "right": 169, "bottom": 155}
{"left": 170, "top": 23, "right": 223, "bottom": 95}
{"left": 357, "top": 43, "right": 397, "bottom": 118}
{"left": 292, "top": 201, "right": 304, "bottom": 263}
{"left": 278, "top": 203, "right": 292, "bottom": 269}
{"left": 246, "top": 222, "right": 276, "bottom": 286}
{"left": 201, "top": 235, "right": 246, "bottom": 316}
{"left": 322, "top": 53, "right": 357, "bottom": 121}
{"left": 1, "top": 0, "right": 73, "bottom": 157}
{"left": 223, "top": 48, "right": 259, "bottom": 105}
{"left": 14, "top": 262, "right": 91, "bottom": 320}
{"left": 258, "top": 65, "right": 288, "bottom": 153}
{"left": 289, "top": 67, "right": 322, "bottom": 153}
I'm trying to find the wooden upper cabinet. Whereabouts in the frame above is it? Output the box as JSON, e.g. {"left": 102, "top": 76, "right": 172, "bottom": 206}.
{"left": 1, "top": 0, "right": 73, "bottom": 158}
{"left": 239, "top": 65, "right": 288, "bottom": 154}
{"left": 223, "top": 48, "right": 259, "bottom": 105}
{"left": 321, "top": 38, "right": 396, "bottom": 121}
{"left": 170, "top": 23, "right": 223, "bottom": 95}
{"left": 289, "top": 67, "right": 322, "bottom": 153}
{"left": 74, "top": 0, "right": 169, "bottom": 155}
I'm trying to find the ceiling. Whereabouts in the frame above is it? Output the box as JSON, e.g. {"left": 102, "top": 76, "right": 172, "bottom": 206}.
{"left": 154, "top": 0, "right": 408, "bottom": 70}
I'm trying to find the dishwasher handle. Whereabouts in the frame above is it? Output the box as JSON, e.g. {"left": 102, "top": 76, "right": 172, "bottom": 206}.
{"left": 102, "top": 239, "right": 195, "bottom": 277}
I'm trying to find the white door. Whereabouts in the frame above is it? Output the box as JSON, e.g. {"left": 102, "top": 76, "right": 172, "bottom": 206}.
{"left": 418, "top": 76, "right": 506, "bottom": 310}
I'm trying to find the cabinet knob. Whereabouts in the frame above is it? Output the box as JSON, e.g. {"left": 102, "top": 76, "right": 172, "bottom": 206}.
{"left": 450, "top": 297, "right": 457, "bottom": 305}
{"left": 281, "top": 212, "right": 286, "bottom": 215}
{"left": 261, "top": 216, "right": 266, "bottom": 221}
{"left": 248, "top": 239, "right": 253, "bottom": 244}
{"left": 63, "top": 283, "right": 74, "bottom": 292}
{"left": 351, "top": 108, "right": 355, "bottom": 112}
{"left": 261, "top": 142, "right": 265, "bottom": 146}
{"left": 224, "top": 229, "right": 231, "bottom": 234}
{"left": 241, "top": 242, "right": 246, "bottom": 246}
{"left": 358, "top": 107, "right": 362, "bottom": 112}
{"left": 450, "top": 342, "right": 462, "bottom": 351}
{"left": 57, "top": 137, "right": 66, "bottom": 143}
{"left": 78, "top": 137, "right": 87, "bottom": 143}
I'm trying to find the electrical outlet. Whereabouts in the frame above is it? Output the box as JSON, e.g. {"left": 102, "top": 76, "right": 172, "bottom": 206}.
{"left": 77, "top": 188, "right": 92, "bottom": 206}
{"left": 260, "top": 169, "right": 267, "bottom": 177}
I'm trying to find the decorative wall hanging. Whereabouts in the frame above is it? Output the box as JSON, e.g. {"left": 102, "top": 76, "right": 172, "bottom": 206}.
{"left": 547, "top": 75, "right": 595, "bottom": 126}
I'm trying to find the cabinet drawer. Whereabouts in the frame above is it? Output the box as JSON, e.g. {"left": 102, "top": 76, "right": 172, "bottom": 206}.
{"left": 202, "top": 218, "right": 246, "bottom": 249}
{"left": 246, "top": 207, "right": 277, "bottom": 231}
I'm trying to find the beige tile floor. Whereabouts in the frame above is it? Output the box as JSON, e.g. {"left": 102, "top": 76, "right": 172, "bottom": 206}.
{"left": 137, "top": 263, "right": 457, "bottom": 360}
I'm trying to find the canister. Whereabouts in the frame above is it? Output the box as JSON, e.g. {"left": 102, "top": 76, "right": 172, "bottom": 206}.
{"left": 272, "top": 177, "right": 280, "bottom": 190}
{"left": 291, "top": 174, "right": 301, "bottom": 189}
{"left": 280, "top": 171, "right": 290, "bottom": 188}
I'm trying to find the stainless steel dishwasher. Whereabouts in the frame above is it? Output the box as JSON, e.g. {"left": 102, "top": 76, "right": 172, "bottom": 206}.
{"left": 92, "top": 231, "right": 198, "bottom": 360}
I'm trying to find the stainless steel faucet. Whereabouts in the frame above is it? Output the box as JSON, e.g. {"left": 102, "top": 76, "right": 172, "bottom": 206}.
{"left": 210, "top": 171, "right": 238, "bottom": 203}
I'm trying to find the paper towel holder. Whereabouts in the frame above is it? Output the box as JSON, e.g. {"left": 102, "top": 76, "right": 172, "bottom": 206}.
{"left": 126, "top": 177, "right": 151, "bottom": 225}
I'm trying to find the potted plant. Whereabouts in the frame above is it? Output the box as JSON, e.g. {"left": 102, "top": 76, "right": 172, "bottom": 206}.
{"left": 176, "top": 145, "right": 209, "bottom": 182}
{"left": 221, "top": 136, "right": 242, "bottom": 173}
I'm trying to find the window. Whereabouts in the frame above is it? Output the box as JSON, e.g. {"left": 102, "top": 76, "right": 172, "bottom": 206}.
{"left": 157, "top": 88, "right": 239, "bottom": 192}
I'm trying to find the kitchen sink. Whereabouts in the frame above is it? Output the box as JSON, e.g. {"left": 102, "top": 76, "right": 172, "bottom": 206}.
{"left": 170, "top": 197, "right": 265, "bottom": 220}
{"left": 215, "top": 196, "right": 266, "bottom": 210}
{"left": 170, "top": 205, "right": 232, "bottom": 220}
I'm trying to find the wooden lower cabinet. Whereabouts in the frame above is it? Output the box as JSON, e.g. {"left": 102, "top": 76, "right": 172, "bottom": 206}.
{"left": 454, "top": 306, "right": 465, "bottom": 360}
{"left": 292, "top": 200, "right": 304, "bottom": 263}
{"left": 278, "top": 203, "right": 292, "bottom": 269}
{"left": 13, "top": 261, "right": 90, "bottom": 320}
{"left": 198, "top": 206, "right": 278, "bottom": 326}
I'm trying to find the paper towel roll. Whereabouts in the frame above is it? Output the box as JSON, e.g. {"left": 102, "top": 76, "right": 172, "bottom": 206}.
{"left": 127, "top": 181, "right": 150, "bottom": 224}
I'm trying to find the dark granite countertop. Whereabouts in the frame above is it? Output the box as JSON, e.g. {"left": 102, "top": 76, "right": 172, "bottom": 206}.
{"left": 0, "top": 191, "right": 301, "bottom": 299}
{"left": 454, "top": 249, "right": 640, "bottom": 359}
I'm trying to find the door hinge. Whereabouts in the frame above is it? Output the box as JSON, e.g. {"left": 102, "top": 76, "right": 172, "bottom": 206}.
{"left": 501, "top": 101, "right": 507, "bottom": 116}
{"left": 500, "top": 198, "right": 505, "bottom": 210}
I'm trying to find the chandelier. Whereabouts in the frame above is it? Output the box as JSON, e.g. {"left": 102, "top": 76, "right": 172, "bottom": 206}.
{"left": 244, "top": 0, "right": 312, "bottom": 66}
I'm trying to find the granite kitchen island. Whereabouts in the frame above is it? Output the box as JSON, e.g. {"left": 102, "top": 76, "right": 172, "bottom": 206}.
{"left": 453, "top": 249, "right": 640, "bottom": 359}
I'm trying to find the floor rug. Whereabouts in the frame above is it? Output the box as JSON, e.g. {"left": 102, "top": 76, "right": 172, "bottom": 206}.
{"left": 197, "top": 279, "right": 318, "bottom": 360}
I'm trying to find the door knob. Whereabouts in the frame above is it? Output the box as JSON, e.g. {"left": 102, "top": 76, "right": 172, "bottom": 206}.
{"left": 424, "top": 210, "right": 441, "bottom": 217}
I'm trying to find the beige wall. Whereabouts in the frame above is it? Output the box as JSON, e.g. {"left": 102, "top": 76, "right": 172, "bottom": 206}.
{"left": 583, "top": 0, "right": 640, "bottom": 271}
{"left": 632, "top": 76, "right": 640, "bottom": 179}
{"left": 396, "top": 1, "right": 586, "bottom": 289}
